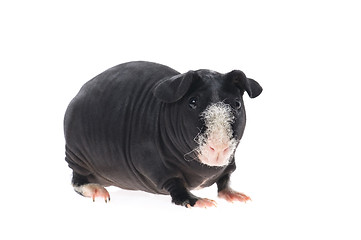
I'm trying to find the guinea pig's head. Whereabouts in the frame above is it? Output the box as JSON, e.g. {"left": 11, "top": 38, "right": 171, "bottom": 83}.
{"left": 153, "top": 69, "right": 262, "bottom": 167}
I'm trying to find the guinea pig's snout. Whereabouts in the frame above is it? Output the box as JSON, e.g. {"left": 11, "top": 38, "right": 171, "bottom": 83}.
{"left": 198, "top": 139, "right": 235, "bottom": 167}
{"left": 208, "top": 143, "right": 230, "bottom": 155}
{"left": 196, "top": 102, "right": 238, "bottom": 167}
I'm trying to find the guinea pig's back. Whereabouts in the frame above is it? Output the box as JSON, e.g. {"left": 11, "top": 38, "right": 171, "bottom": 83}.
{"left": 64, "top": 61, "right": 178, "bottom": 188}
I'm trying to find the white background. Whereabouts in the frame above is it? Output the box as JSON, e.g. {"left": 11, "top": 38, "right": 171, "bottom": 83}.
{"left": 1, "top": 0, "right": 360, "bottom": 239}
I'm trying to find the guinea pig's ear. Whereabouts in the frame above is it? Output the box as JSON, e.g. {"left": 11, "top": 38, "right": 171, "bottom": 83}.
{"left": 153, "top": 71, "right": 197, "bottom": 103}
{"left": 226, "top": 70, "right": 263, "bottom": 98}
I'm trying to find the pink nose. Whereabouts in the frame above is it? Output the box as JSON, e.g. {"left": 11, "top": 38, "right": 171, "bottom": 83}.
{"left": 208, "top": 144, "right": 229, "bottom": 154}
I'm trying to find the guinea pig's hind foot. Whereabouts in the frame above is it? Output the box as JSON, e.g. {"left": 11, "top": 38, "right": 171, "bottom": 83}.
{"left": 73, "top": 183, "right": 111, "bottom": 203}
{"left": 218, "top": 188, "right": 251, "bottom": 203}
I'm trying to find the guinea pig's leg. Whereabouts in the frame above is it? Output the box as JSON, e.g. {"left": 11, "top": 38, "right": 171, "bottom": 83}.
{"left": 217, "top": 174, "right": 251, "bottom": 203}
{"left": 163, "top": 178, "right": 217, "bottom": 208}
{"left": 72, "top": 172, "right": 110, "bottom": 203}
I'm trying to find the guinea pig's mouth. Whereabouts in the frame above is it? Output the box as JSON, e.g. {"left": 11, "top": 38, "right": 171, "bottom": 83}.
{"left": 196, "top": 139, "right": 237, "bottom": 167}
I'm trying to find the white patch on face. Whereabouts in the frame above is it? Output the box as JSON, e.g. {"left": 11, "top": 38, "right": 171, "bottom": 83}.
{"left": 196, "top": 102, "right": 237, "bottom": 167}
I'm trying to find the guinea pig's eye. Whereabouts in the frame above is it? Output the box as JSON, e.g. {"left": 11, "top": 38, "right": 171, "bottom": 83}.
{"left": 189, "top": 97, "right": 198, "bottom": 109}
{"left": 234, "top": 100, "right": 242, "bottom": 110}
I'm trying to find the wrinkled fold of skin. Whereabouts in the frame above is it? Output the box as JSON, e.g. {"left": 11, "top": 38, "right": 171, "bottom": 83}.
{"left": 196, "top": 102, "right": 237, "bottom": 167}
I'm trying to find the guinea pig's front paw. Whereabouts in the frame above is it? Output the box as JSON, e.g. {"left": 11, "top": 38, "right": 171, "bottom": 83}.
{"left": 176, "top": 197, "right": 217, "bottom": 208}
{"left": 193, "top": 198, "right": 217, "bottom": 208}
{"left": 171, "top": 195, "right": 198, "bottom": 207}
{"left": 218, "top": 188, "right": 251, "bottom": 203}
{"left": 171, "top": 194, "right": 217, "bottom": 208}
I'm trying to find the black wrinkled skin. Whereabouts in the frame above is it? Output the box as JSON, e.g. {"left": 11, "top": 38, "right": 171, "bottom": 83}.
{"left": 64, "top": 61, "right": 262, "bottom": 206}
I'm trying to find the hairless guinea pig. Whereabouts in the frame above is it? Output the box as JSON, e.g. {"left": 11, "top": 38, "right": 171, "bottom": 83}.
{"left": 64, "top": 61, "right": 262, "bottom": 208}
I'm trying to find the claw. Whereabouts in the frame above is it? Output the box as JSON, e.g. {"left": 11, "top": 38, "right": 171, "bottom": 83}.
{"left": 194, "top": 198, "right": 218, "bottom": 208}
{"left": 75, "top": 183, "right": 110, "bottom": 203}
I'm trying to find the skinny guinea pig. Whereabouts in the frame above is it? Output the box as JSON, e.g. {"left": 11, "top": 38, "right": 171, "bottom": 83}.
{"left": 64, "top": 61, "right": 262, "bottom": 208}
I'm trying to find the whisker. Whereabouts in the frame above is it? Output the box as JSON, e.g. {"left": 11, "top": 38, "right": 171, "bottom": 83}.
{"left": 183, "top": 148, "right": 200, "bottom": 162}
